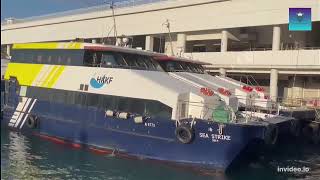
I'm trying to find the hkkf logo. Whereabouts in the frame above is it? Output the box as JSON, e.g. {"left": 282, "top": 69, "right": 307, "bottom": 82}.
{"left": 90, "top": 74, "right": 113, "bottom": 89}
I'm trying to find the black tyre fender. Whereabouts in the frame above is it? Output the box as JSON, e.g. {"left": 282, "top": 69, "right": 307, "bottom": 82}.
{"left": 26, "top": 115, "right": 38, "bottom": 129}
{"left": 175, "top": 124, "right": 195, "bottom": 144}
{"left": 264, "top": 124, "right": 279, "bottom": 145}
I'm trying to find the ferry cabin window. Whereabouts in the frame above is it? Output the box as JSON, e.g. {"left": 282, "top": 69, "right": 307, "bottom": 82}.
{"left": 84, "top": 51, "right": 102, "bottom": 67}
{"left": 26, "top": 87, "right": 172, "bottom": 119}
{"left": 100, "top": 52, "right": 128, "bottom": 67}
{"left": 84, "top": 50, "right": 163, "bottom": 71}
{"left": 159, "top": 61, "right": 183, "bottom": 72}
{"left": 11, "top": 49, "right": 84, "bottom": 66}
{"left": 120, "top": 53, "right": 163, "bottom": 71}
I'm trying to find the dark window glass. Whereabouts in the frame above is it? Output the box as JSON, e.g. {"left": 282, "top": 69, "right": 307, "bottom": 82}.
{"left": 159, "top": 61, "right": 183, "bottom": 72}
{"left": 26, "top": 86, "right": 49, "bottom": 101}
{"left": 101, "top": 52, "right": 117, "bottom": 66}
{"left": 145, "top": 101, "right": 172, "bottom": 118}
{"left": 11, "top": 49, "right": 84, "bottom": 65}
{"left": 159, "top": 60, "right": 205, "bottom": 74}
{"left": 130, "top": 99, "right": 146, "bottom": 115}
{"left": 51, "top": 89, "right": 67, "bottom": 104}
{"left": 118, "top": 97, "right": 132, "bottom": 112}
{"left": 83, "top": 51, "right": 101, "bottom": 67}
{"left": 65, "top": 91, "right": 76, "bottom": 104}
{"left": 25, "top": 87, "right": 172, "bottom": 118}
{"left": 75, "top": 92, "right": 87, "bottom": 105}
{"left": 99, "top": 96, "right": 117, "bottom": 110}
{"left": 87, "top": 93, "right": 99, "bottom": 107}
{"left": 121, "top": 53, "right": 139, "bottom": 68}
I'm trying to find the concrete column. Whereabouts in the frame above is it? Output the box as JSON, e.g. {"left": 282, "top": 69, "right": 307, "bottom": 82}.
{"left": 270, "top": 69, "right": 278, "bottom": 101}
{"left": 221, "top": 30, "right": 228, "bottom": 52}
{"left": 177, "top": 33, "right": 186, "bottom": 54}
{"left": 91, "top": 39, "right": 97, "bottom": 44}
{"left": 6, "top": 44, "right": 11, "bottom": 57}
{"left": 219, "top": 68, "right": 226, "bottom": 77}
{"left": 289, "top": 76, "right": 304, "bottom": 100}
{"left": 145, "top": 35, "right": 154, "bottom": 51}
{"left": 272, "top": 26, "right": 281, "bottom": 51}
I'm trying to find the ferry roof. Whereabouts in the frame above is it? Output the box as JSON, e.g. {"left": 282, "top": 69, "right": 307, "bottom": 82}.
{"left": 12, "top": 42, "right": 164, "bottom": 57}
{"left": 154, "top": 55, "right": 211, "bottom": 66}
{"left": 12, "top": 42, "right": 210, "bottom": 64}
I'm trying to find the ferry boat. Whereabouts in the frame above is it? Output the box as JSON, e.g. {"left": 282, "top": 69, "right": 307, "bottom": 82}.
{"left": 2, "top": 42, "right": 295, "bottom": 172}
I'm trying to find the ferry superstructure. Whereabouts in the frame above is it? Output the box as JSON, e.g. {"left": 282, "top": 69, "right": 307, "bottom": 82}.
{"left": 154, "top": 56, "right": 271, "bottom": 110}
{"left": 2, "top": 42, "right": 295, "bottom": 172}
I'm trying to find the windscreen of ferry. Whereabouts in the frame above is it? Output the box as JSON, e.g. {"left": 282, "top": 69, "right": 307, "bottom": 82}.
{"left": 84, "top": 50, "right": 164, "bottom": 71}
{"left": 11, "top": 49, "right": 164, "bottom": 71}
{"left": 11, "top": 49, "right": 84, "bottom": 66}
{"left": 158, "top": 60, "right": 205, "bottom": 74}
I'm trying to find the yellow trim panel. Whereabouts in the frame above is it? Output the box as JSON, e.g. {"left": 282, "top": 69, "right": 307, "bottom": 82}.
{"left": 4, "top": 63, "right": 44, "bottom": 86}
{"left": 12, "top": 42, "right": 83, "bottom": 50}
{"left": 4, "top": 63, "right": 65, "bottom": 88}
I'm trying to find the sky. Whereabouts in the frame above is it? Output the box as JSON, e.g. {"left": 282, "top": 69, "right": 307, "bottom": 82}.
{"left": 1, "top": 0, "right": 124, "bottom": 20}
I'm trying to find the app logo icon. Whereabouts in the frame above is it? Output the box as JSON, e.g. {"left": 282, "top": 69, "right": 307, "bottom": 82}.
{"left": 289, "top": 8, "right": 312, "bottom": 31}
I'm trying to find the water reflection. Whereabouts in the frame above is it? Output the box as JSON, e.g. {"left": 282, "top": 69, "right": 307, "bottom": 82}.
{"left": 1, "top": 127, "right": 319, "bottom": 180}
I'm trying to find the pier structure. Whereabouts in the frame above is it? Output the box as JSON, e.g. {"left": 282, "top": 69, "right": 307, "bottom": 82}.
{"left": 1, "top": 0, "right": 320, "bottom": 104}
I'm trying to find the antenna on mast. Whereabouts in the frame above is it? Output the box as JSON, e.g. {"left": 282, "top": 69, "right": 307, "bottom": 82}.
{"left": 163, "top": 19, "right": 174, "bottom": 56}
{"left": 109, "top": 1, "right": 118, "bottom": 45}
{"left": 108, "top": 1, "right": 118, "bottom": 45}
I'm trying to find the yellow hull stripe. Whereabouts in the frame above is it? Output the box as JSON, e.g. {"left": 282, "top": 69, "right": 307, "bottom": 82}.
{"left": 4, "top": 63, "right": 44, "bottom": 86}
{"left": 40, "top": 66, "right": 59, "bottom": 87}
{"left": 13, "top": 42, "right": 83, "bottom": 50}
{"left": 4, "top": 63, "right": 65, "bottom": 88}
{"left": 47, "top": 66, "right": 65, "bottom": 88}
{"left": 35, "top": 65, "right": 53, "bottom": 86}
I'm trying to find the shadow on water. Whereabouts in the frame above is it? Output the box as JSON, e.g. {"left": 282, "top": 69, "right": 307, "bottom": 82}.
{"left": 1, "top": 126, "right": 319, "bottom": 180}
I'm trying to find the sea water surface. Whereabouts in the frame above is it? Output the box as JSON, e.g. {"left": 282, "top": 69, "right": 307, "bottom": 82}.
{"left": 1, "top": 126, "right": 320, "bottom": 180}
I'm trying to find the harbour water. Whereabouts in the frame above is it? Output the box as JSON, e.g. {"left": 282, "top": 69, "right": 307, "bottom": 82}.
{"left": 1, "top": 126, "right": 319, "bottom": 180}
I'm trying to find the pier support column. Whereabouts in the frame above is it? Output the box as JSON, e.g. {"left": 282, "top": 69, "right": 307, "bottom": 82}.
{"left": 221, "top": 30, "right": 228, "bottom": 52}
{"left": 219, "top": 68, "right": 226, "bottom": 77}
{"left": 272, "top": 26, "right": 281, "bottom": 51}
{"left": 270, "top": 69, "right": 278, "bottom": 102}
{"left": 6, "top": 44, "right": 11, "bottom": 57}
{"left": 177, "top": 33, "right": 186, "bottom": 56}
{"left": 145, "top": 35, "right": 154, "bottom": 51}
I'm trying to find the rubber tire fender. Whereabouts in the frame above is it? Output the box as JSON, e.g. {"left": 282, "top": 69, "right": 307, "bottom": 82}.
{"left": 175, "top": 124, "right": 195, "bottom": 144}
{"left": 26, "top": 115, "right": 38, "bottom": 129}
